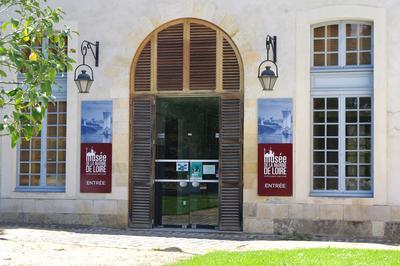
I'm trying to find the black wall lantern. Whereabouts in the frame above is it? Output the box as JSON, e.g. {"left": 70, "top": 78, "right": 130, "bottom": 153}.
{"left": 258, "top": 35, "right": 278, "bottom": 91}
{"left": 74, "top": 40, "right": 99, "bottom": 93}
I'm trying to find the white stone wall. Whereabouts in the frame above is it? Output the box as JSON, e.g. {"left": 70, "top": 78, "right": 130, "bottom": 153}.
{"left": 0, "top": 0, "right": 400, "bottom": 234}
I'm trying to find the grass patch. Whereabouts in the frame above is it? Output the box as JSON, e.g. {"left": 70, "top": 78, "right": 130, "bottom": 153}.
{"left": 172, "top": 248, "right": 400, "bottom": 266}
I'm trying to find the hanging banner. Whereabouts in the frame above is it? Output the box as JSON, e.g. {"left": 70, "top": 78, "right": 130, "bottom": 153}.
{"left": 80, "top": 101, "right": 112, "bottom": 193}
{"left": 258, "top": 99, "right": 293, "bottom": 196}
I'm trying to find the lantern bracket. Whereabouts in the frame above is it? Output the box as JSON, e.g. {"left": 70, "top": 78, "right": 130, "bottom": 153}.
{"left": 265, "top": 35, "right": 276, "bottom": 63}
{"left": 80, "top": 40, "right": 99, "bottom": 67}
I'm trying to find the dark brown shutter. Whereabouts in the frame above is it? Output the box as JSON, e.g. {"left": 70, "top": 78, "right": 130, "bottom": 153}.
{"left": 190, "top": 23, "right": 216, "bottom": 90}
{"left": 223, "top": 38, "right": 240, "bottom": 91}
{"left": 219, "top": 96, "right": 242, "bottom": 231}
{"left": 134, "top": 41, "right": 151, "bottom": 91}
{"left": 157, "top": 23, "right": 184, "bottom": 91}
{"left": 130, "top": 96, "right": 154, "bottom": 228}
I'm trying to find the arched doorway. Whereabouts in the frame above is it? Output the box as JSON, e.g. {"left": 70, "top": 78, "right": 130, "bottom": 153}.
{"left": 129, "top": 18, "right": 243, "bottom": 231}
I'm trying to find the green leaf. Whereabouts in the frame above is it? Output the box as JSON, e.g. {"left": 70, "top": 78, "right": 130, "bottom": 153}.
{"left": 1, "top": 21, "right": 10, "bottom": 33}
{"left": 0, "top": 123, "right": 4, "bottom": 131}
{"left": 32, "top": 105, "right": 43, "bottom": 121}
{"left": 11, "top": 132, "right": 19, "bottom": 148}
{"left": 0, "top": 69, "right": 6, "bottom": 77}
{"left": 10, "top": 18, "right": 19, "bottom": 29}
{"left": 23, "top": 125, "right": 33, "bottom": 139}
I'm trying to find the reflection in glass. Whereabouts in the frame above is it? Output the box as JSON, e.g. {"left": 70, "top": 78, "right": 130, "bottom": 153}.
{"left": 313, "top": 178, "right": 325, "bottom": 190}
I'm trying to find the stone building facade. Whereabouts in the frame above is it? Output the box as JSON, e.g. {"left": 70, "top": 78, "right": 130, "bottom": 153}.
{"left": 1, "top": 0, "right": 400, "bottom": 239}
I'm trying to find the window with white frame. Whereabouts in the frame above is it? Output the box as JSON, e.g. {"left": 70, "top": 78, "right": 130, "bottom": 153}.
{"left": 311, "top": 21, "right": 373, "bottom": 196}
{"left": 17, "top": 101, "right": 67, "bottom": 191}
{"left": 16, "top": 36, "right": 68, "bottom": 192}
{"left": 312, "top": 22, "right": 372, "bottom": 67}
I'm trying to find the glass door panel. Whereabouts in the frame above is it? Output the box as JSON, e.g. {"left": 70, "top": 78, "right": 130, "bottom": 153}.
{"left": 189, "top": 181, "right": 219, "bottom": 228}
{"left": 155, "top": 97, "right": 219, "bottom": 228}
{"left": 155, "top": 181, "right": 190, "bottom": 227}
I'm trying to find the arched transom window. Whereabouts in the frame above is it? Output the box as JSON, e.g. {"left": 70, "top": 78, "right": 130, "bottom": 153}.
{"left": 131, "top": 18, "right": 243, "bottom": 93}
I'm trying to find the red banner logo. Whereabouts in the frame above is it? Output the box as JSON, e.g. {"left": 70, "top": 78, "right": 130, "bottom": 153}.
{"left": 80, "top": 143, "right": 112, "bottom": 193}
{"left": 258, "top": 143, "right": 292, "bottom": 196}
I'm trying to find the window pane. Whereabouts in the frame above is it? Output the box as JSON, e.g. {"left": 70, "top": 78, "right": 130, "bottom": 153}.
{"left": 346, "top": 111, "right": 358, "bottom": 123}
{"left": 19, "top": 175, "right": 29, "bottom": 186}
{"left": 346, "top": 98, "right": 358, "bottom": 109}
{"left": 360, "top": 52, "right": 371, "bottom": 65}
{"left": 314, "top": 125, "right": 325, "bottom": 136}
{"left": 47, "top": 126, "right": 57, "bottom": 137}
{"left": 359, "top": 178, "right": 371, "bottom": 191}
{"left": 359, "top": 111, "right": 371, "bottom": 122}
{"left": 48, "top": 102, "right": 57, "bottom": 112}
{"left": 359, "top": 97, "right": 371, "bottom": 109}
{"left": 313, "top": 178, "right": 325, "bottom": 190}
{"left": 47, "top": 163, "right": 56, "bottom": 174}
{"left": 31, "top": 151, "right": 41, "bottom": 161}
{"left": 346, "top": 138, "right": 357, "bottom": 150}
{"left": 59, "top": 113, "right": 67, "bottom": 124}
{"left": 327, "top": 98, "right": 338, "bottom": 109}
{"left": 20, "top": 163, "right": 29, "bottom": 173}
{"left": 346, "top": 97, "right": 358, "bottom": 109}
{"left": 359, "top": 24, "right": 371, "bottom": 36}
{"left": 313, "top": 165, "right": 325, "bottom": 176}
{"left": 359, "top": 151, "right": 371, "bottom": 163}
{"left": 314, "top": 39, "right": 325, "bottom": 52}
{"left": 20, "top": 151, "right": 29, "bottom": 161}
{"left": 31, "top": 163, "right": 41, "bottom": 174}
{"left": 47, "top": 139, "right": 57, "bottom": 149}
{"left": 359, "top": 125, "right": 371, "bottom": 136}
{"left": 346, "top": 125, "right": 357, "bottom": 136}
{"left": 346, "top": 24, "right": 358, "bottom": 37}
{"left": 346, "top": 38, "right": 357, "bottom": 51}
{"left": 314, "top": 138, "right": 325, "bottom": 150}
{"left": 359, "top": 138, "right": 371, "bottom": 150}
{"left": 313, "top": 98, "right": 325, "bottom": 109}
{"left": 21, "top": 140, "right": 30, "bottom": 149}
{"left": 327, "top": 138, "right": 338, "bottom": 149}
{"left": 314, "top": 54, "right": 325, "bottom": 66}
{"left": 360, "top": 37, "right": 371, "bottom": 50}
{"left": 327, "top": 53, "right": 338, "bottom": 66}
{"left": 346, "top": 179, "right": 358, "bottom": 190}
{"left": 58, "top": 163, "right": 66, "bottom": 174}
{"left": 327, "top": 111, "right": 338, "bottom": 123}
{"left": 47, "top": 151, "right": 57, "bottom": 161}
{"left": 314, "top": 26, "right": 325, "bottom": 38}
{"left": 346, "top": 165, "right": 357, "bottom": 177}
{"left": 58, "top": 126, "right": 66, "bottom": 137}
{"left": 359, "top": 165, "right": 371, "bottom": 177}
{"left": 48, "top": 114, "right": 57, "bottom": 124}
{"left": 346, "top": 53, "right": 357, "bottom": 65}
{"left": 58, "top": 175, "right": 66, "bottom": 186}
{"left": 31, "top": 175, "right": 40, "bottom": 186}
{"left": 58, "top": 139, "right": 66, "bottom": 149}
{"left": 327, "top": 125, "right": 338, "bottom": 136}
{"left": 313, "top": 111, "right": 325, "bottom": 123}
{"left": 59, "top": 102, "right": 67, "bottom": 112}
{"left": 327, "top": 151, "right": 338, "bottom": 163}
{"left": 327, "top": 25, "right": 338, "bottom": 37}
{"left": 346, "top": 125, "right": 357, "bottom": 137}
{"left": 58, "top": 151, "right": 66, "bottom": 161}
{"left": 327, "top": 165, "right": 338, "bottom": 176}
{"left": 31, "top": 138, "right": 41, "bottom": 149}
{"left": 46, "top": 175, "right": 58, "bottom": 186}
{"left": 346, "top": 152, "right": 358, "bottom": 163}
{"left": 327, "top": 39, "right": 338, "bottom": 51}
{"left": 314, "top": 152, "right": 325, "bottom": 163}
{"left": 327, "top": 178, "right": 338, "bottom": 190}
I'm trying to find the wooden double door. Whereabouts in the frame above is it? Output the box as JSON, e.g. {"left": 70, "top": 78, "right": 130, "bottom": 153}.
{"left": 130, "top": 95, "right": 242, "bottom": 231}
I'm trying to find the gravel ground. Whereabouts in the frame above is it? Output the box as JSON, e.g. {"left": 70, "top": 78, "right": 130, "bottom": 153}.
{"left": 0, "top": 225, "right": 399, "bottom": 266}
